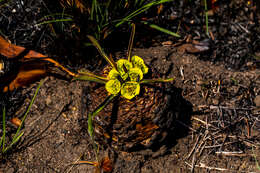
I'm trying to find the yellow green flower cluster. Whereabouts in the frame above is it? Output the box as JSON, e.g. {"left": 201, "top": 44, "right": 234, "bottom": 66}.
{"left": 105, "top": 55, "right": 148, "bottom": 99}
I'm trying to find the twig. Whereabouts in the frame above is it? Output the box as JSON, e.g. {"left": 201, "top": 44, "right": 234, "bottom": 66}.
{"left": 65, "top": 155, "right": 83, "bottom": 173}
{"left": 185, "top": 134, "right": 201, "bottom": 160}
{"left": 180, "top": 66, "right": 184, "bottom": 80}
{"left": 204, "top": 141, "right": 237, "bottom": 149}
{"left": 191, "top": 117, "right": 217, "bottom": 129}
{"left": 185, "top": 162, "right": 229, "bottom": 171}
{"left": 215, "top": 151, "right": 254, "bottom": 157}
{"left": 237, "top": 23, "right": 250, "bottom": 34}
{"left": 198, "top": 141, "right": 206, "bottom": 157}
{"left": 176, "top": 120, "right": 198, "bottom": 133}
{"left": 197, "top": 162, "right": 229, "bottom": 171}
{"left": 190, "top": 154, "right": 196, "bottom": 173}
{"left": 218, "top": 134, "right": 228, "bottom": 152}
{"left": 196, "top": 131, "right": 208, "bottom": 156}
{"left": 244, "top": 117, "right": 250, "bottom": 137}
{"left": 210, "top": 105, "right": 253, "bottom": 110}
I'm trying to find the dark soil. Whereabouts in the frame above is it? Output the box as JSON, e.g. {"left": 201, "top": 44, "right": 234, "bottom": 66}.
{"left": 0, "top": 0, "right": 260, "bottom": 173}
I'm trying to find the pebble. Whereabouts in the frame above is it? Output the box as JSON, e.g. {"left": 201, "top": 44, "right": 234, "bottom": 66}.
{"left": 254, "top": 95, "right": 260, "bottom": 107}
{"left": 6, "top": 168, "right": 15, "bottom": 173}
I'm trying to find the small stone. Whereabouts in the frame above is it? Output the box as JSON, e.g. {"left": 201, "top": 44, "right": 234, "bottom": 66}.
{"left": 212, "top": 99, "right": 219, "bottom": 105}
{"left": 45, "top": 95, "right": 52, "bottom": 105}
{"left": 246, "top": 61, "right": 253, "bottom": 67}
{"left": 25, "top": 8, "right": 31, "bottom": 12}
{"left": 6, "top": 168, "right": 15, "bottom": 173}
{"left": 254, "top": 95, "right": 260, "bottom": 107}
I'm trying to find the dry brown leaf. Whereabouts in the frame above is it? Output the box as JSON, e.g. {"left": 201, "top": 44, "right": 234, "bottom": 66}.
{"left": 0, "top": 36, "right": 75, "bottom": 92}
{"left": 10, "top": 117, "right": 22, "bottom": 127}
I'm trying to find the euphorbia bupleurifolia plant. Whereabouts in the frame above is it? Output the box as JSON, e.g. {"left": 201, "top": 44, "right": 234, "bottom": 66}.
{"left": 74, "top": 24, "right": 174, "bottom": 138}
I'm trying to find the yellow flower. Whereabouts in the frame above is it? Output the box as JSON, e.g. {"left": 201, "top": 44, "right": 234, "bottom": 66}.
{"left": 105, "top": 79, "right": 121, "bottom": 95}
{"left": 121, "top": 81, "right": 140, "bottom": 99}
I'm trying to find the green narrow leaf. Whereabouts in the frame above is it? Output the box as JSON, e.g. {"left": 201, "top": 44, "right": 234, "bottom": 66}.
{"left": 140, "top": 78, "right": 174, "bottom": 84}
{"left": 74, "top": 70, "right": 108, "bottom": 84}
{"left": 12, "top": 80, "right": 44, "bottom": 141}
{"left": 1, "top": 106, "right": 6, "bottom": 152}
{"left": 78, "top": 69, "right": 108, "bottom": 80}
{"left": 92, "top": 94, "right": 116, "bottom": 118}
{"left": 74, "top": 75, "right": 107, "bottom": 84}
{"left": 2, "top": 80, "right": 43, "bottom": 153}
{"left": 88, "top": 94, "right": 116, "bottom": 137}
{"left": 252, "top": 148, "right": 260, "bottom": 171}
{"left": 115, "top": 0, "right": 173, "bottom": 27}
{"left": 87, "top": 35, "right": 117, "bottom": 69}
{"left": 204, "top": 0, "right": 209, "bottom": 36}
{"left": 3, "top": 132, "right": 24, "bottom": 153}
{"left": 141, "top": 21, "right": 180, "bottom": 38}
{"left": 127, "top": 23, "right": 136, "bottom": 61}
{"left": 88, "top": 113, "right": 94, "bottom": 138}
{"left": 35, "top": 19, "right": 73, "bottom": 26}
{"left": 38, "top": 13, "right": 73, "bottom": 21}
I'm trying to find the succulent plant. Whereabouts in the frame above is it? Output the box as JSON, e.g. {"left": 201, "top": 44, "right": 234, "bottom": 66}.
{"left": 75, "top": 24, "right": 174, "bottom": 150}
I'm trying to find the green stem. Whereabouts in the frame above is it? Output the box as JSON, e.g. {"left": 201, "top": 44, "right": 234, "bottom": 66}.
{"left": 74, "top": 70, "right": 108, "bottom": 84}
{"left": 140, "top": 77, "right": 174, "bottom": 84}
{"left": 74, "top": 75, "right": 107, "bottom": 84}
{"left": 88, "top": 94, "right": 116, "bottom": 138}
{"left": 204, "top": 0, "right": 209, "bottom": 36}
{"left": 3, "top": 80, "right": 43, "bottom": 153}
{"left": 141, "top": 21, "right": 180, "bottom": 38}
{"left": 1, "top": 106, "right": 6, "bottom": 152}
{"left": 87, "top": 94, "right": 116, "bottom": 162}
{"left": 36, "top": 19, "right": 73, "bottom": 26}
{"left": 127, "top": 23, "right": 136, "bottom": 62}
{"left": 87, "top": 35, "right": 117, "bottom": 69}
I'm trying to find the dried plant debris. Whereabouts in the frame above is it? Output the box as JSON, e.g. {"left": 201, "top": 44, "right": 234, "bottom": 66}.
{"left": 0, "top": 0, "right": 47, "bottom": 46}
{"left": 153, "top": 0, "right": 260, "bottom": 69}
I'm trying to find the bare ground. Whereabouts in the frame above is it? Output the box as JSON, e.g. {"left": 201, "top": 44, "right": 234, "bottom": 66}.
{"left": 1, "top": 46, "right": 259, "bottom": 173}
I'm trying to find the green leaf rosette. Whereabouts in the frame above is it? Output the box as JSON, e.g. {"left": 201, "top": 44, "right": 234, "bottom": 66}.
{"left": 121, "top": 81, "right": 140, "bottom": 100}
{"left": 105, "top": 79, "right": 121, "bottom": 95}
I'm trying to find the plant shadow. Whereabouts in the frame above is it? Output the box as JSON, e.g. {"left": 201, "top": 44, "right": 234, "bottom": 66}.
{"left": 126, "top": 85, "right": 193, "bottom": 155}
